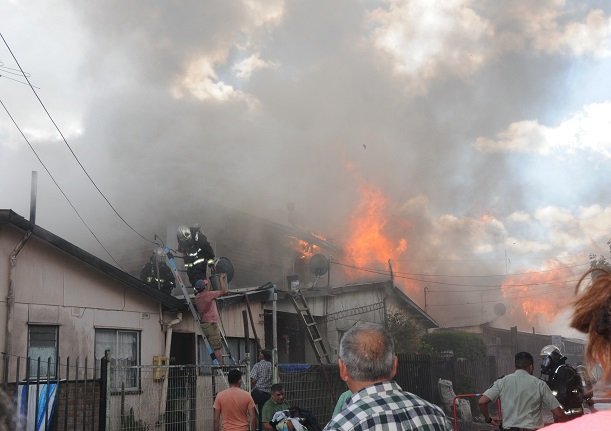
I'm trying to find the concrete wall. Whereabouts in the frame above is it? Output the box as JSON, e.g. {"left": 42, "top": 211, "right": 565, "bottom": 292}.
{"left": 1, "top": 223, "right": 267, "bottom": 383}
{"left": 0, "top": 225, "right": 167, "bottom": 381}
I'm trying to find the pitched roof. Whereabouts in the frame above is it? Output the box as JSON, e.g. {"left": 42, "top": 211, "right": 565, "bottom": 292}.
{"left": 0, "top": 209, "right": 185, "bottom": 310}
{"left": 279, "top": 280, "right": 439, "bottom": 328}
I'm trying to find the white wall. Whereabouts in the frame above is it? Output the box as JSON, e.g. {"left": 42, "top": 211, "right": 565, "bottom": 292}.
{"left": 0, "top": 225, "right": 168, "bottom": 383}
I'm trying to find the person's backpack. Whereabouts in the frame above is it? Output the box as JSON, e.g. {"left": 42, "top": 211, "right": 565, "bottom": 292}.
{"left": 289, "top": 406, "right": 322, "bottom": 431}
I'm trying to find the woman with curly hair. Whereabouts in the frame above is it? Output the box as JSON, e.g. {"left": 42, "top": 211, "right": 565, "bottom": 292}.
{"left": 544, "top": 268, "right": 611, "bottom": 429}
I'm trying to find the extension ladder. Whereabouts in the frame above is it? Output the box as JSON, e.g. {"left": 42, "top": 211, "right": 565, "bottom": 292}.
{"left": 162, "top": 247, "right": 236, "bottom": 366}
{"left": 288, "top": 289, "right": 331, "bottom": 364}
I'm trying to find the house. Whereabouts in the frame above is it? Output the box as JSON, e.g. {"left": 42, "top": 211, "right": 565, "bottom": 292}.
{"left": 432, "top": 323, "right": 586, "bottom": 376}
{"left": 270, "top": 280, "right": 439, "bottom": 363}
{"left": 0, "top": 209, "right": 271, "bottom": 429}
{"left": 1, "top": 206, "right": 443, "bottom": 423}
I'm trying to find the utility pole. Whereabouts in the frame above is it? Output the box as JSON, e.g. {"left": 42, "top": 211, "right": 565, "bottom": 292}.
{"left": 424, "top": 286, "right": 429, "bottom": 313}
{"left": 385, "top": 259, "right": 393, "bottom": 329}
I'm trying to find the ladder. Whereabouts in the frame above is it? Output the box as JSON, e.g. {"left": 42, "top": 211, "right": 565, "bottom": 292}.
{"left": 162, "top": 247, "right": 236, "bottom": 366}
{"left": 288, "top": 289, "right": 331, "bottom": 365}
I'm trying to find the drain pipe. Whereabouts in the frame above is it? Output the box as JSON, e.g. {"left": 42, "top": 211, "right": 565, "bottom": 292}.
{"left": 4, "top": 231, "right": 33, "bottom": 357}
{"left": 158, "top": 312, "right": 182, "bottom": 421}
{"left": 4, "top": 171, "right": 37, "bottom": 357}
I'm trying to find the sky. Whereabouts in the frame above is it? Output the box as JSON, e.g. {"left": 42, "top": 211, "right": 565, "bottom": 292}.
{"left": 2, "top": 0, "right": 611, "bottom": 334}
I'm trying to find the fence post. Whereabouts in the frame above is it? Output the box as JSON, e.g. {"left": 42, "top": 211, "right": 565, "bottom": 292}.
{"left": 1, "top": 353, "right": 6, "bottom": 389}
{"left": 99, "top": 352, "right": 110, "bottom": 431}
{"left": 488, "top": 356, "right": 497, "bottom": 384}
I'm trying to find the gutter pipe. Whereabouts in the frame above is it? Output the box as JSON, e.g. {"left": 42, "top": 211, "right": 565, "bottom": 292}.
{"left": 158, "top": 312, "right": 182, "bottom": 421}
{"left": 4, "top": 230, "right": 33, "bottom": 358}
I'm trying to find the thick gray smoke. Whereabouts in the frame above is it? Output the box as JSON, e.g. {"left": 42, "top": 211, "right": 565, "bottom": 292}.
{"left": 2, "top": 1, "right": 611, "bottom": 332}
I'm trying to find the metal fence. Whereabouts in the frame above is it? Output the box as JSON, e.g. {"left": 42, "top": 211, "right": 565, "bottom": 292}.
{"left": 1, "top": 353, "right": 101, "bottom": 431}
{"left": 106, "top": 363, "right": 246, "bottom": 431}
{"left": 278, "top": 354, "right": 501, "bottom": 427}
{"left": 1, "top": 353, "right": 504, "bottom": 430}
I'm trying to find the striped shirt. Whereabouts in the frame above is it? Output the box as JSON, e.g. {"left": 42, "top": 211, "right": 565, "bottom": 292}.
{"left": 324, "top": 381, "right": 451, "bottom": 431}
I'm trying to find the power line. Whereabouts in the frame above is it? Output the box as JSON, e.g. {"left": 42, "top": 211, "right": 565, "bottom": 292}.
{"left": 0, "top": 31, "right": 157, "bottom": 247}
{"left": 426, "top": 278, "right": 582, "bottom": 293}
{"left": 330, "top": 260, "right": 582, "bottom": 288}
{"left": 427, "top": 286, "right": 574, "bottom": 307}
{"left": 0, "top": 97, "right": 123, "bottom": 268}
{"left": 394, "top": 262, "right": 590, "bottom": 278}
{"left": 0, "top": 73, "right": 38, "bottom": 88}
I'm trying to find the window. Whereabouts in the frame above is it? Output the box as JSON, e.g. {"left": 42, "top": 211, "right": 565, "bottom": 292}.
{"left": 95, "top": 329, "right": 140, "bottom": 390}
{"left": 28, "top": 325, "right": 58, "bottom": 378}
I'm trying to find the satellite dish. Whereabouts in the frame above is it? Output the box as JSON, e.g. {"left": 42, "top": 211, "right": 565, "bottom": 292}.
{"left": 309, "top": 254, "right": 329, "bottom": 276}
{"left": 494, "top": 303, "right": 506, "bottom": 317}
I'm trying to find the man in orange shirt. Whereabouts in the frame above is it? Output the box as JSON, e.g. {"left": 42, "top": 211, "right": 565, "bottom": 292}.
{"left": 214, "top": 369, "right": 257, "bottom": 431}
{"left": 193, "top": 273, "right": 228, "bottom": 364}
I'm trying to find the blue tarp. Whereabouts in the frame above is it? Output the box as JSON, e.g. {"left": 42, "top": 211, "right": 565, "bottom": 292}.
{"left": 17, "top": 382, "right": 57, "bottom": 431}
{"left": 279, "top": 364, "right": 311, "bottom": 373}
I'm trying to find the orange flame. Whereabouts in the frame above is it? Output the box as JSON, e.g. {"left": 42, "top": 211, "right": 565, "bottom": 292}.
{"left": 501, "top": 260, "right": 574, "bottom": 324}
{"left": 342, "top": 183, "right": 412, "bottom": 289}
{"left": 288, "top": 236, "right": 320, "bottom": 260}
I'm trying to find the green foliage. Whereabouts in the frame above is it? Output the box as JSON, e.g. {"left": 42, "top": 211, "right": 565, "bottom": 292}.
{"left": 589, "top": 239, "right": 611, "bottom": 269}
{"left": 420, "top": 331, "right": 486, "bottom": 359}
{"left": 386, "top": 312, "right": 423, "bottom": 354}
{"left": 121, "top": 408, "right": 149, "bottom": 431}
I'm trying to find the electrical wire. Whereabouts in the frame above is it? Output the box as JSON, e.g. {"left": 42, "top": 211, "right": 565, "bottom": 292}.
{"left": 425, "top": 278, "right": 582, "bottom": 293}
{"left": 0, "top": 97, "right": 123, "bottom": 269}
{"left": 393, "top": 262, "right": 590, "bottom": 278}
{"left": 330, "top": 260, "right": 583, "bottom": 288}
{"left": 0, "top": 73, "right": 38, "bottom": 88}
{"left": 0, "top": 31, "right": 158, "bottom": 247}
{"left": 427, "top": 286, "right": 575, "bottom": 307}
{"left": 0, "top": 61, "right": 31, "bottom": 77}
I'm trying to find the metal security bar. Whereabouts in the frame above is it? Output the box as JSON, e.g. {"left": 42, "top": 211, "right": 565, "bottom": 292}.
{"left": 1, "top": 353, "right": 100, "bottom": 430}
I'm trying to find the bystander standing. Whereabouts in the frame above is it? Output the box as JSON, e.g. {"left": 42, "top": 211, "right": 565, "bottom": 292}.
{"left": 213, "top": 369, "right": 257, "bottom": 431}
{"left": 324, "top": 322, "right": 450, "bottom": 430}
{"left": 251, "top": 349, "right": 273, "bottom": 430}
{"left": 479, "top": 351, "right": 566, "bottom": 430}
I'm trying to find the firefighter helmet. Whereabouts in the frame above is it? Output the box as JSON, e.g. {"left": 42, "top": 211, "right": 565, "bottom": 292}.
{"left": 541, "top": 345, "right": 566, "bottom": 375}
{"left": 177, "top": 225, "right": 192, "bottom": 242}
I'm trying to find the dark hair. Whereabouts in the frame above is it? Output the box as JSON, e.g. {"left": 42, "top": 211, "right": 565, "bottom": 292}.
{"left": 515, "top": 351, "right": 534, "bottom": 370}
{"left": 260, "top": 350, "right": 272, "bottom": 361}
{"left": 270, "top": 383, "right": 284, "bottom": 393}
{"left": 227, "top": 369, "right": 242, "bottom": 384}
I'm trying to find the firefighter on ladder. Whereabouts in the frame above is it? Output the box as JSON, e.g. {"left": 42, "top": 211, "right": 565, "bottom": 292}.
{"left": 177, "top": 224, "right": 216, "bottom": 285}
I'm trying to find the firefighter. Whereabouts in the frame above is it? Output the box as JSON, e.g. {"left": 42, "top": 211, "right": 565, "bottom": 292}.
{"left": 139, "top": 252, "right": 175, "bottom": 294}
{"left": 176, "top": 224, "right": 216, "bottom": 285}
{"left": 540, "top": 345, "right": 587, "bottom": 419}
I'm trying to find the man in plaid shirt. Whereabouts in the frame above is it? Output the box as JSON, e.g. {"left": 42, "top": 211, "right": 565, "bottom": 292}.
{"left": 251, "top": 349, "right": 273, "bottom": 430}
{"left": 324, "top": 323, "right": 450, "bottom": 431}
